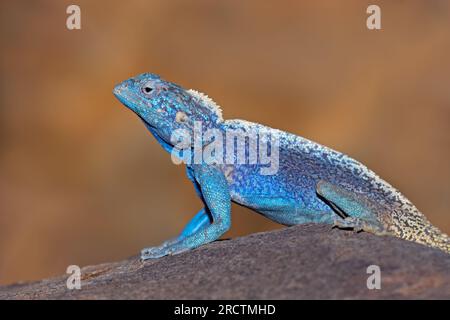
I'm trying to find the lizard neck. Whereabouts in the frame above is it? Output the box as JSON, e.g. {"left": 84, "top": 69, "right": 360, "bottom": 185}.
{"left": 145, "top": 123, "right": 174, "bottom": 154}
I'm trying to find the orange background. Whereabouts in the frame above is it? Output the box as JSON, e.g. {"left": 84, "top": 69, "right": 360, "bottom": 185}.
{"left": 1, "top": 0, "right": 449, "bottom": 285}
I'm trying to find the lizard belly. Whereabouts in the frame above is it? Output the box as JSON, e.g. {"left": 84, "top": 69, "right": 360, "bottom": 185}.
{"left": 223, "top": 164, "right": 335, "bottom": 225}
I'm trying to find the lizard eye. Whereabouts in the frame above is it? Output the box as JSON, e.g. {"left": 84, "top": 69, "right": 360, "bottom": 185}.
{"left": 141, "top": 82, "right": 154, "bottom": 95}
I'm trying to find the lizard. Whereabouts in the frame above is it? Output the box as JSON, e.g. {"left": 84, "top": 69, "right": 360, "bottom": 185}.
{"left": 113, "top": 73, "right": 450, "bottom": 260}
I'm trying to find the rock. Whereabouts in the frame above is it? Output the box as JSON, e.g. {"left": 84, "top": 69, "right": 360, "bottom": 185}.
{"left": 1, "top": 224, "right": 449, "bottom": 299}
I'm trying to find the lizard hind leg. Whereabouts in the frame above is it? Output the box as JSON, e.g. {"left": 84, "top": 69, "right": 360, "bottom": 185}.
{"left": 316, "top": 180, "right": 392, "bottom": 236}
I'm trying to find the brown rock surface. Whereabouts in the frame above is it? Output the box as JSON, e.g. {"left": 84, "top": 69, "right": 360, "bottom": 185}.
{"left": 1, "top": 224, "right": 449, "bottom": 299}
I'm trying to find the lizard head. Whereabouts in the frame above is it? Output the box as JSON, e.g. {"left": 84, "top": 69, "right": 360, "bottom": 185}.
{"left": 113, "top": 73, "right": 223, "bottom": 151}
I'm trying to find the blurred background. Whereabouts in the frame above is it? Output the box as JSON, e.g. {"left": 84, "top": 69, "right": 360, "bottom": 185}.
{"left": 1, "top": 0, "right": 449, "bottom": 285}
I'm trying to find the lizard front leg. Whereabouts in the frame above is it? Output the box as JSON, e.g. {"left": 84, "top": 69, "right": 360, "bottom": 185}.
{"left": 141, "top": 164, "right": 231, "bottom": 260}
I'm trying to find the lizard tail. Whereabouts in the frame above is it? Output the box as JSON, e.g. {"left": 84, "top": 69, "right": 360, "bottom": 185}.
{"left": 391, "top": 206, "right": 450, "bottom": 254}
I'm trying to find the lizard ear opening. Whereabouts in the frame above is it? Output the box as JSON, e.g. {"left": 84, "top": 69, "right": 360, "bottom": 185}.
{"left": 187, "top": 89, "right": 224, "bottom": 123}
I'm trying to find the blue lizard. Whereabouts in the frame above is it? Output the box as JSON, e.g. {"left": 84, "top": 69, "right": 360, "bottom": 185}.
{"left": 113, "top": 73, "right": 450, "bottom": 259}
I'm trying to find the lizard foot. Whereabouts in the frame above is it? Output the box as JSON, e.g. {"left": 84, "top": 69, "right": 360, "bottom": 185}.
{"left": 140, "top": 238, "right": 175, "bottom": 260}
{"left": 140, "top": 240, "right": 190, "bottom": 260}
{"left": 141, "top": 246, "right": 168, "bottom": 260}
{"left": 333, "top": 217, "right": 390, "bottom": 236}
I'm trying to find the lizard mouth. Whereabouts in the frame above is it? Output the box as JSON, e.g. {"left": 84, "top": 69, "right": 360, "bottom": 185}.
{"left": 113, "top": 85, "right": 176, "bottom": 151}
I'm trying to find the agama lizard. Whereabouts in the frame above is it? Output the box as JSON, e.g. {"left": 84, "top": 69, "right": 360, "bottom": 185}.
{"left": 113, "top": 73, "right": 450, "bottom": 259}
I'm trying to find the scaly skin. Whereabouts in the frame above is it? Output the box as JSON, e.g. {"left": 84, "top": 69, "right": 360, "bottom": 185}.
{"left": 113, "top": 73, "right": 450, "bottom": 259}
